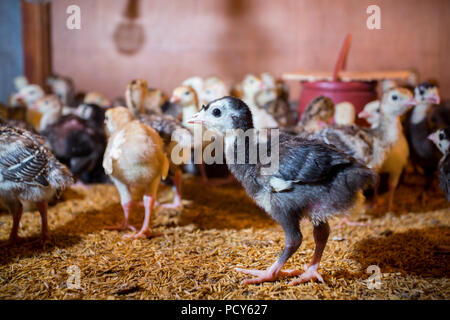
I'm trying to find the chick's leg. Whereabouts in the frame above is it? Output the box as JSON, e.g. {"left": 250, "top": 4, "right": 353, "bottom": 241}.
{"left": 106, "top": 177, "right": 136, "bottom": 231}
{"left": 37, "top": 201, "right": 49, "bottom": 241}
{"left": 387, "top": 172, "right": 401, "bottom": 212}
{"left": 290, "top": 221, "right": 329, "bottom": 285}
{"left": 126, "top": 179, "right": 162, "bottom": 239}
{"left": 235, "top": 216, "right": 303, "bottom": 284}
{"left": 2, "top": 202, "right": 23, "bottom": 246}
{"left": 160, "top": 168, "right": 183, "bottom": 209}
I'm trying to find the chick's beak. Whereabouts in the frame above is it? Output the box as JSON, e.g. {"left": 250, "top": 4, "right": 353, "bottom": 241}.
{"left": 358, "top": 111, "right": 371, "bottom": 119}
{"left": 427, "top": 132, "right": 438, "bottom": 144}
{"left": 403, "top": 98, "right": 417, "bottom": 107}
{"left": 187, "top": 112, "right": 206, "bottom": 124}
{"left": 170, "top": 95, "right": 180, "bottom": 103}
{"left": 426, "top": 94, "right": 440, "bottom": 104}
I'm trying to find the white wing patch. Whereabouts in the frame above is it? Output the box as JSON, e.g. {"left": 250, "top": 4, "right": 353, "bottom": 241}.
{"left": 104, "top": 130, "right": 126, "bottom": 175}
{"left": 110, "top": 130, "right": 126, "bottom": 160}
{"left": 269, "top": 177, "right": 293, "bottom": 192}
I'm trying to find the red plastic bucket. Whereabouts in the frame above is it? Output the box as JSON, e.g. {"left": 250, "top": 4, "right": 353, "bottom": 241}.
{"left": 298, "top": 80, "right": 377, "bottom": 125}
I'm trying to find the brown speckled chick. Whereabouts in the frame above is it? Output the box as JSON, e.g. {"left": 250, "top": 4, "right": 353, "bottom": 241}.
{"left": 103, "top": 107, "right": 169, "bottom": 239}
{"left": 0, "top": 126, "right": 73, "bottom": 245}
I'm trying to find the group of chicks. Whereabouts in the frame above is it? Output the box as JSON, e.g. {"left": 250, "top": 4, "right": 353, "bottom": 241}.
{"left": 0, "top": 71, "right": 449, "bottom": 286}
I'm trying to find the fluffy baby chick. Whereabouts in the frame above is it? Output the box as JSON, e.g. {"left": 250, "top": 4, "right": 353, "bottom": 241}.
{"left": 0, "top": 126, "right": 73, "bottom": 245}
{"left": 125, "top": 79, "right": 164, "bottom": 116}
{"left": 76, "top": 103, "right": 106, "bottom": 127}
{"left": 30, "top": 95, "right": 62, "bottom": 131}
{"left": 182, "top": 76, "right": 204, "bottom": 96}
{"left": 47, "top": 74, "right": 75, "bottom": 107}
{"left": 0, "top": 117, "right": 36, "bottom": 132}
{"left": 255, "top": 88, "right": 292, "bottom": 127}
{"left": 404, "top": 82, "right": 444, "bottom": 188}
{"left": 125, "top": 79, "right": 149, "bottom": 116}
{"left": 297, "top": 96, "right": 335, "bottom": 132}
{"left": 359, "top": 100, "right": 381, "bottom": 129}
{"left": 334, "top": 102, "right": 355, "bottom": 126}
{"left": 200, "top": 76, "right": 228, "bottom": 105}
{"left": 34, "top": 95, "right": 107, "bottom": 184}
{"left": 84, "top": 92, "right": 110, "bottom": 108}
{"left": 241, "top": 74, "right": 278, "bottom": 129}
{"left": 188, "top": 97, "right": 375, "bottom": 285}
{"left": 230, "top": 81, "right": 244, "bottom": 99}
{"left": 147, "top": 88, "right": 168, "bottom": 115}
{"left": 103, "top": 107, "right": 169, "bottom": 239}
{"left": 9, "top": 84, "right": 45, "bottom": 109}
{"left": 316, "top": 88, "right": 415, "bottom": 212}
{"left": 170, "top": 85, "right": 212, "bottom": 182}
{"left": 137, "top": 113, "right": 193, "bottom": 209}
{"left": 428, "top": 128, "right": 450, "bottom": 201}
{"left": 9, "top": 84, "right": 45, "bottom": 128}
{"left": 170, "top": 85, "right": 200, "bottom": 131}
{"left": 126, "top": 82, "right": 191, "bottom": 207}
{"left": 260, "top": 72, "right": 276, "bottom": 89}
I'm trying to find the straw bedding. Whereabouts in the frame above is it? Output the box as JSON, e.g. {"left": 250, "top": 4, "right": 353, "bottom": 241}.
{"left": 0, "top": 172, "right": 448, "bottom": 300}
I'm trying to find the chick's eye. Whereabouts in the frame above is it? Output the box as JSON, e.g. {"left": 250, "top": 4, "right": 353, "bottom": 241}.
{"left": 439, "top": 133, "right": 444, "bottom": 140}
{"left": 419, "top": 89, "right": 425, "bottom": 95}
{"left": 212, "top": 108, "right": 221, "bottom": 117}
{"left": 185, "top": 91, "right": 190, "bottom": 96}
{"left": 392, "top": 95, "right": 398, "bottom": 101}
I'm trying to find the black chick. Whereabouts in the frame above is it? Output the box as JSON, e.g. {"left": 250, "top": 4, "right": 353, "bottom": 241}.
{"left": 76, "top": 103, "right": 106, "bottom": 127}
{"left": 404, "top": 82, "right": 446, "bottom": 188}
{"left": 41, "top": 115, "right": 108, "bottom": 183}
{"left": 428, "top": 128, "right": 450, "bottom": 201}
{"left": 188, "top": 97, "right": 375, "bottom": 285}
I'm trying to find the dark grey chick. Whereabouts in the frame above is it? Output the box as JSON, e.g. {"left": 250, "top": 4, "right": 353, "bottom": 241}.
{"left": 404, "top": 82, "right": 444, "bottom": 188}
{"left": 188, "top": 96, "right": 375, "bottom": 285}
{"left": 0, "top": 126, "right": 73, "bottom": 245}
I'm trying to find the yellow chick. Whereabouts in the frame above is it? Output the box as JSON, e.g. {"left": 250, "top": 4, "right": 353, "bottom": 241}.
{"left": 147, "top": 88, "right": 167, "bottom": 114}
{"left": 30, "top": 95, "right": 62, "bottom": 131}
{"left": 84, "top": 92, "right": 111, "bottom": 108}
{"left": 103, "top": 107, "right": 169, "bottom": 239}
{"left": 125, "top": 79, "right": 148, "bottom": 116}
{"left": 125, "top": 79, "right": 163, "bottom": 116}
{"left": 170, "top": 85, "right": 199, "bottom": 131}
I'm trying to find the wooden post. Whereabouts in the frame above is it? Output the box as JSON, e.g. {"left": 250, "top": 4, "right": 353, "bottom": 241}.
{"left": 21, "top": 0, "right": 52, "bottom": 88}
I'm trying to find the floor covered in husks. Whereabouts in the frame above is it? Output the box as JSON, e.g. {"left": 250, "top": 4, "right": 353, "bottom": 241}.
{"left": 0, "top": 173, "right": 449, "bottom": 299}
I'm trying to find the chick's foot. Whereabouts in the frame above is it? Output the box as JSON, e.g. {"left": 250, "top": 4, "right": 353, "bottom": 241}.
{"left": 336, "top": 217, "right": 368, "bottom": 229}
{"left": 289, "top": 264, "right": 324, "bottom": 285}
{"left": 235, "top": 264, "right": 302, "bottom": 285}
{"left": 123, "top": 229, "right": 162, "bottom": 240}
